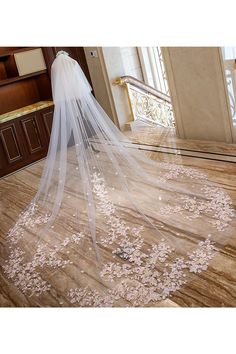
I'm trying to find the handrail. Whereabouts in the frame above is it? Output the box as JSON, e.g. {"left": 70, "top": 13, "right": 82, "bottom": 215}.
{"left": 114, "top": 75, "right": 171, "bottom": 104}
{"left": 114, "top": 75, "right": 175, "bottom": 128}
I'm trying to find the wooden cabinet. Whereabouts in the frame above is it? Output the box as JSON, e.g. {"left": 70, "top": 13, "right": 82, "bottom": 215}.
{"left": 0, "top": 106, "right": 54, "bottom": 177}
{"left": 0, "top": 46, "right": 92, "bottom": 178}
{"left": 0, "top": 47, "right": 52, "bottom": 116}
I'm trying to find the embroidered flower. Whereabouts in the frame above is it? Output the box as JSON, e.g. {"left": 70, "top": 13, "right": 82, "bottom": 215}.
{"left": 187, "top": 238, "right": 216, "bottom": 273}
{"left": 4, "top": 170, "right": 225, "bottom": 306}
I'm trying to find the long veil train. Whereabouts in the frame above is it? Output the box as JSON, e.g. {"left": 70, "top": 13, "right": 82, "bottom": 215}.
{"left": 2, "top": 51, "right": 235, "bottom": 306}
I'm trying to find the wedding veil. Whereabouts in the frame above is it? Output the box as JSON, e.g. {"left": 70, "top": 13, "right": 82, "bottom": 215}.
{"left": 2, "top": 51, "right": 235, "bottom": 306}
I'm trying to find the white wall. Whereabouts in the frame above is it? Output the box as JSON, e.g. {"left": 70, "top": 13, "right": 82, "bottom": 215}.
{"left": 120, "top": 47, "right": 143, "bottom": 80}
{"left": 84, "top": 47, "right": 115, "bottom": 123}
{"left": 162, "top": 47, "right": 234, "bottom": 143}
{"left": 84, "top": 47, "right": 143, "bottom": 130}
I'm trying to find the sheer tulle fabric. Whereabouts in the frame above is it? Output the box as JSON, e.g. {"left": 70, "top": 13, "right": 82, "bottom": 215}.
{"left": 2, "top": 52, "right": 235, "bottom": 306}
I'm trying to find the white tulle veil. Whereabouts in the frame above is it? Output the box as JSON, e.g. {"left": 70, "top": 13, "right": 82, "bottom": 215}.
{"left": 2, "top": 51, "right": 235, "bottom": 307}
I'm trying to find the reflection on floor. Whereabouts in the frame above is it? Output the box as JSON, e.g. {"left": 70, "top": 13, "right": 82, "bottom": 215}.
{"left": 0, "top": 127, "right": 236, "bottom": 307}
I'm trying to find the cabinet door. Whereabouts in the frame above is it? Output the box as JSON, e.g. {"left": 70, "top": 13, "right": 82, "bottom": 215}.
{"left": 0, "top": 106, "right": 55, "bottom": 177}
{"left": 0, "top": 120, "right": 27, "bottom": 177}
{"left": 20, "top": 113, "right": 47, "bottom": 155}
{"left": 40, "top": 107, "right": 54, "bottom": 142}
{"left": 0, "top": 109, "right": 51, "bottom": 178}
{"left": 0, "top": 138, "right": 6, "bottom": 171}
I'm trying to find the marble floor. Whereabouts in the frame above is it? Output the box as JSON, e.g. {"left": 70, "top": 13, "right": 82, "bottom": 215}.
{"left": 0, "top": 127, "right": 236, "bottom": 307}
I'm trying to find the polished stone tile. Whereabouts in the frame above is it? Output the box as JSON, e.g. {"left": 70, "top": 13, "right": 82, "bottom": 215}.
{"left": 0, "top": 127, "right": 236, "bottom": 307}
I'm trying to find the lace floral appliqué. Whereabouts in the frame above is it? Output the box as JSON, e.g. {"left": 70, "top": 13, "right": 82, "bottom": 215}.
{"left": 67, "top": 173, "right": 218, "bottom": 307}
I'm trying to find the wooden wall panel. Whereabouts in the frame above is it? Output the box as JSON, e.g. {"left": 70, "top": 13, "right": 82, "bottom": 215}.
{"left": 0, "top": 61, "right": 7, "bottom": 80}
{"left": 0, "top": 79, "right": 41, "bottom": 115}
{"left": 34, "top": 73, "right": 52, "bottom": 101}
